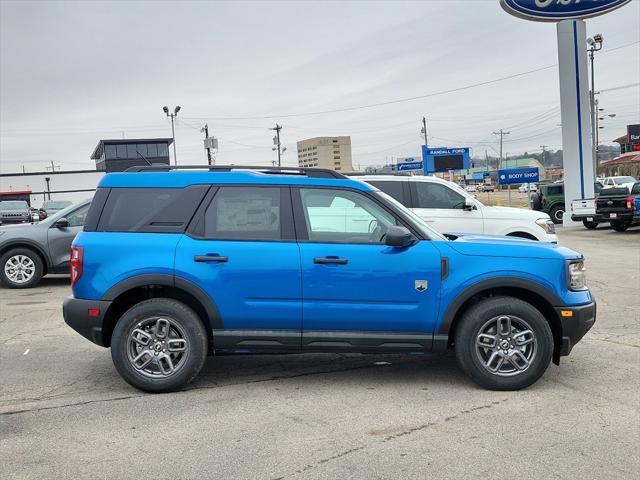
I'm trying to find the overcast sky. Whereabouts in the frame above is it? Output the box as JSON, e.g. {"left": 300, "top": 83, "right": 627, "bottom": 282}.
{"left": 1, "top": 0, "right": 638, "bottom": 173}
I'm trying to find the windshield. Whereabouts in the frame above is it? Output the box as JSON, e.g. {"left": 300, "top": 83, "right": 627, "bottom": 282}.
{"left": 0, "top": 201, "right": 28, "bottom": 210}
{"left": 373, "top": 190, "right": 447, "bottom": 241}
{"left": 613, "top": 176, "right": 636, "bottom": 184}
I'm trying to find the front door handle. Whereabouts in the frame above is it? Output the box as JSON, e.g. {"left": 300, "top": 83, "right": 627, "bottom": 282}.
{"left": 314, "top": 257, "right": 348, "bottom": 265}
{"left": 194, "top": 255, "right": 228, "bottom": 263}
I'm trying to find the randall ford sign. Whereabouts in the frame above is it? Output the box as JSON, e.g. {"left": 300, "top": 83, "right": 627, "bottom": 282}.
{"left": 500, "top": 0, "right": 632, "bottom": 22}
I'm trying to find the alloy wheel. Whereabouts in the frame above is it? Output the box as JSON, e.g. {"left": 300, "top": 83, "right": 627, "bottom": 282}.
{"left": 475, "top": 315, "right": 537, "bottom": 377}
{"left": 4, "top": 255, "right": 36, "bottom": 284}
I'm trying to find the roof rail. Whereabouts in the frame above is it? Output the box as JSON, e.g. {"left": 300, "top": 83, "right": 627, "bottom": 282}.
{"left": 348, "top": 172, "right": 414, "bottom": 177}
{"left": 124, "top": 164, "right": 348, "bottom": 179}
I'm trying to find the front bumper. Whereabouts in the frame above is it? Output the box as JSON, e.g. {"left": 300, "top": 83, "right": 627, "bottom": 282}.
{"left": 556, "top": 301, "right": 596, "bottom": 356}
{"left": 63, "top": 296, "right": 112, "bottom": 347}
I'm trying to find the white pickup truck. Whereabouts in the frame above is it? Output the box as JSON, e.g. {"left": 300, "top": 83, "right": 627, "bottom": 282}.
{"left": 570, "top": 182, "right": 605, "bottom": 229}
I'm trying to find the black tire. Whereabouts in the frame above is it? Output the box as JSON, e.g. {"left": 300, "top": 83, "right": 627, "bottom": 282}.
{"left": 454, "top": 296, "right": 553, "bottom": 391}
{"left": 610, "top": 220, "right": 631, "bottom": 232}
{"left": 111, "top": 298, "right": 208, "bottom": 393}
{"left": 530, "top": 193, "right": 542, "bottom": 211}
{"left": 549, "top": 204, "right": 565, "bottom": 224}
{"left": 582, "top": 219, "right": 598, "bottom": 230}
{"left": 0, "top": 247, "right": 44, "bottom": 289}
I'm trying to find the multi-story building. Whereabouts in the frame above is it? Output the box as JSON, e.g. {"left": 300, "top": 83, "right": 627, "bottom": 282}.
{"left": 297, "top": 136, "right": 353, "bottom": 172}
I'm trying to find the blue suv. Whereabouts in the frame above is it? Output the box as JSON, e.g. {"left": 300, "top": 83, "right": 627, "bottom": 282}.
{"left": 63, "top": 166, "right": 596, "bottom": 392}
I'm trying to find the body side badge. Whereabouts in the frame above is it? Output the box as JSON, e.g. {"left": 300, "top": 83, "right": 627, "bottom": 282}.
{"left": 415, "top": 280, "right": 428, "bottom": 292}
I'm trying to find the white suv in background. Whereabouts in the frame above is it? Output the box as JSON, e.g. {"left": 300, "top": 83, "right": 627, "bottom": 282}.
{"left": 355, "top": 175, "right": 557, "bottom": 242}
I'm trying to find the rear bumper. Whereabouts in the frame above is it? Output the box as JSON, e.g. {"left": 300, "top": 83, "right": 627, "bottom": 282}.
{"left": 556, "top": 301, "right": 596, "bottom": 356}
{"left": 63, "top": 296, "right": 111, "bottom": 347}
{"left": 571, "top": 213, "right": 603, "bottom": 222}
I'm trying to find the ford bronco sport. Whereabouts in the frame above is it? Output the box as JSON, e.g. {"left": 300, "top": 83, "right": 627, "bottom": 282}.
{"left": 63, "top": 166, "right": 596, "bottom": 392}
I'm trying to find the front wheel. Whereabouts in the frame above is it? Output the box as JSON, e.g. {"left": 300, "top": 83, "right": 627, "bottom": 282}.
{"left": 582, "top": 219, "right": 598, "bottom": 230}
{"left": 111, "top": 298, "right": 208, "bottom": 393}
{"left": 0, "top": 248, "right": 44, "bottom": 288}
{"left": 610, "top": 220, "right": 631, "bottom": 232}
{"left": 454, "top": 296, "right": 553, "bottom": 390}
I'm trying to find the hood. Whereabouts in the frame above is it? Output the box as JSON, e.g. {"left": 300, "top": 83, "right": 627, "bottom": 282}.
{"left": 444, "top": 232, "right": 581, "bottom": 260}
{"left": 481, "top": 205, "right": 550, "bottom": 221}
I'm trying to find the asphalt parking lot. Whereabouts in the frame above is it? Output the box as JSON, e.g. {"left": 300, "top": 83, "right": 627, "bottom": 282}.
{"left": 1, "top": 227, "right": 638, "bottom": 479}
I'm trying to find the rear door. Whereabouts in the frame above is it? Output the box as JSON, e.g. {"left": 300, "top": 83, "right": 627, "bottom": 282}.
{"left": 175, "top": 186, "right": 302, "bottom": 351}
{"left": 409, "top": 180, "right": 484, "bottom": 235}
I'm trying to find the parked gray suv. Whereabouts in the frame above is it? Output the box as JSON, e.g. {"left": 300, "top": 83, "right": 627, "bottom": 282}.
{"left": 0, "top": 199, "right": 91, "bottom": 288}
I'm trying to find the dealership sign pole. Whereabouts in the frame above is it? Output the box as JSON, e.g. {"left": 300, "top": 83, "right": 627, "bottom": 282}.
{"left": 499, "top": 0, "right": 631, "bottom": 226}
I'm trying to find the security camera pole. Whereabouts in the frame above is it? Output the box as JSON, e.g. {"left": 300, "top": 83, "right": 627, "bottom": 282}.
{"left": 163, "top": 105, "right": 181, "bottom": 165}
{"left": 587, "top": 34, "right": 602, "bottom": 172}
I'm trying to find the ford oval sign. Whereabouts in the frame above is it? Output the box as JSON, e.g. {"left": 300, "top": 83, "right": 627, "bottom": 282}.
{"left": 500, "top": 0, "right": 632, "bottom": 22}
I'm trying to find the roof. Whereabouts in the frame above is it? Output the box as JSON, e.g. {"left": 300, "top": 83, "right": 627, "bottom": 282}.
{"left": 613, "top": 134, "right": 628, "bottom": 145}
{"left": 501, "top": 157, "right": 544, "bottom": 169}
{"left": 91, "top": 138, "right": 174, "bottom": 160}
{"left": 98, "top": 169, "right": 373, "bottom": 191}
{"left": 0, "top": 190, "right": 32, "bottom": 195}
{"left": 600, "top": 152, "right": 640, "bottom": 166}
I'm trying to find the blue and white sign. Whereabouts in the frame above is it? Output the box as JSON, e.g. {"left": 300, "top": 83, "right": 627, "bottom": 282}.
{"left": 500, "top": 0, "right": 631, "bottom": 22}
{"left": 397, "top": 161, "right": 423, "bottom": 171}
{"left": 498, "top": 167, "right": 539, "bottom": 185}
{"left": 422, "top": 146, "right": 470, "bottom": 173}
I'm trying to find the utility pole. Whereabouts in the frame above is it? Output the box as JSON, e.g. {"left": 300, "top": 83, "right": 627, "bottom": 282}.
{"left": 270, "top": 124, "right": 283, "bottom": 167}
{"left": 421, "top": 117, "right": 428, "bottom": 146}
{"left": 594, "top": 98, "right": 600, "bottom": 166}
{"left": 201, "top": 124, "right": 213, "bottom": 165}
{"left": 540, "top": 145, "right": 548, "bottom": 166}
{"left": 162, "top": 105, "right": 181, "bottom": 165}
{"left": 493, "top": 129, "right": 510, "bottom": 171}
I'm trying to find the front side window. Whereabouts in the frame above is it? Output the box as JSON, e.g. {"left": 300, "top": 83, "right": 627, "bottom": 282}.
{"left": 300, "top": 188, "right": 397, "bottom": 244}
{"left": 204, "top": 187, "right": 281, "bottom": 241}
{"left": 413, "top": 182, "right": 465, "bottom": 209}
{"left": 66, "top": 204, "right": 90, "bottom": 227}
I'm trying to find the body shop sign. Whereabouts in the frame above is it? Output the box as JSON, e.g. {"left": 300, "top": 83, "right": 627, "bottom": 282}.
{"left": 500, "top": 0, "right": 631, "bottom": 22}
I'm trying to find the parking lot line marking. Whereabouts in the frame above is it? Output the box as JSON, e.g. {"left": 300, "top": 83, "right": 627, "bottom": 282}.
{"left": 23, "top": 349, "right": 29, "bottom": 355}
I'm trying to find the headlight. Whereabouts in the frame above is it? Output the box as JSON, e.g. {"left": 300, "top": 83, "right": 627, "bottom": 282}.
{"left": 536, "top": 218, "right": 556, "bottom": 234}
{"left": 567, "top": 260, "right": 587, "bottom": 291}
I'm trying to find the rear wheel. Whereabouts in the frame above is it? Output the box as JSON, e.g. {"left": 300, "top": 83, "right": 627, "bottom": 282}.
{"left": 549, "top": 204, "right": 565, "bottom": 224}
{"left": 111, "top": 298, "right": 208, "bottom": 393}
{"left": 0, "top": 248, "right": 44, "bottom": 288}
{"left": 610, "top": 220, "right": 631, "bottom": 232}
{"left": 454, "top": 296, "right": 553, "bottom": 390}
{"left": 582, "top": 219, "right": 598, "bottom": 230}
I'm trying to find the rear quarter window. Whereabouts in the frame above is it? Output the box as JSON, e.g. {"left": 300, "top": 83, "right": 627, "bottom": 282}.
{"left": 96, "top": 186, "right": 209, "bottom": 233}
{"left": 366, "top": 181, "right": 406, "bottom": 204}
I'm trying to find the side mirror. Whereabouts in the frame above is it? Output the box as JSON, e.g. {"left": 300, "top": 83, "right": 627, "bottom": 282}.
{"left": 385, "top": 226, "right": 414, "bottom": 248}
{"left": 54, "top": 218, "right": 69, "bottom": 228}
{"left": 463, "top": 198, "right": 476, "bottom": 211}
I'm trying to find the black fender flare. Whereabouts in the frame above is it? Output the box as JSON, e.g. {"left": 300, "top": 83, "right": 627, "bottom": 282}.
{"left": 0, "top": 239, "right": 52, "bottom": 268}
{"left": 438, "top": 276, "right": 563, "bottom": 335}
{"left": 102, "top": 274, "right": 222, "bottom": 329}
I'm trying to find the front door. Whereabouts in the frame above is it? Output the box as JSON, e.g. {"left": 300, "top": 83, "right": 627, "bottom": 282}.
{"left": 409, "top": 181, "right": 484, "bottom": 235}
{"left": 294, "top": 187, "right": 441, "bottom": 351}
{"left": 175, "top": 186, "right": 302, "bottom": 351}
{"left": 47, "top": 203, "right": 90, "bottom": 270}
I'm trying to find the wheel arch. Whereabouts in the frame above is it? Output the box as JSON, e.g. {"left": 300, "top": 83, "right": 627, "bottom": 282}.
{"left": 440, "top": 278, "right": 564, "bottom": 364}
{"left": 0, "top": 241, "right": 50, "bottom": 274}
{"left": 100, "top": 274, "right": 221, "bottom": 350}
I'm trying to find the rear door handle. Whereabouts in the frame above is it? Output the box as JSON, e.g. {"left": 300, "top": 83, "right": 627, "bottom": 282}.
{"left": 314, "top": 257, "right": 348, "bottom": 265}
{"left": 194, "top": 255, "right": 228, "bottom": 263}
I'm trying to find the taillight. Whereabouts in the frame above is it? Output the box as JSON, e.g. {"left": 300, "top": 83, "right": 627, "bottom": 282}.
{"left": 626, "top": 197, "right": 635, "bottom": 210}
{"left": 70, "top": 246, "right": 83, "bottom": 286}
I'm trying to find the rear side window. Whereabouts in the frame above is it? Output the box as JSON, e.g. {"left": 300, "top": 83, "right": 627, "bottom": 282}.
{"left": 203, "top": 187, "right": 281, "bottom": 240}
{"left": 366, "top": 181, "right": 406, "bottom": 204}
{"left": 631, "top": 183, "right": 640, "bottom": 195}
{"left": 97, "top": 186, "right": 208, "bottom": 232}
{"left": 544, "top": 185, "right": 563, "bottom": 196}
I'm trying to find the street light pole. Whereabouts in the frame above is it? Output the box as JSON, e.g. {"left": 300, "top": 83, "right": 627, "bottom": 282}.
{"left": 587, "top": 34, "right": 602, "bottom": 172}
{"left": 163, "top": 105, "right": 181, "bottom": 165}
{"left": 421, "top": 116, "right": 428, "bottom": 146}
